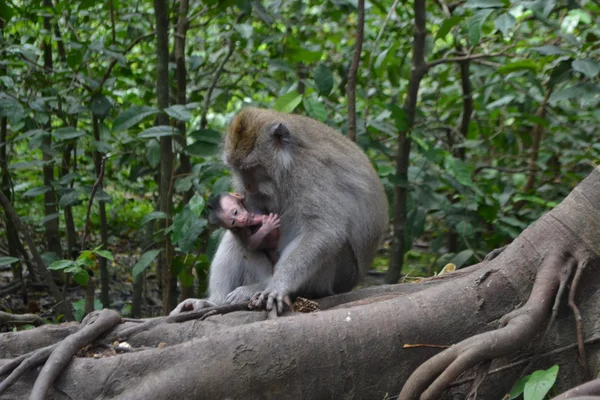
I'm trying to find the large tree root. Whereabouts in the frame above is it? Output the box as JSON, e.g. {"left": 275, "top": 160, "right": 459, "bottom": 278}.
{"left": 553, "top": 378, "right": 600, "bottom": 399}
{"left": 0, "top": 309, "right": 121, "bottom": 399}
{"left": 399, "top": 252, "right": 588, "bottom": 400}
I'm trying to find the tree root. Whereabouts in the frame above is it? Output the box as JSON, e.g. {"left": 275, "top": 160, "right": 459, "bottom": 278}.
{"left": 399, "top": 252, "right": 583, "bottom": 400}
{"left": 0, "top": 309, "right": 121, "bottom": 399}
{"left": 553, "top": 378, "right": 600, "bottom": 399}
{"left": 0, "top": 311, "right": 45, "bottom": 327}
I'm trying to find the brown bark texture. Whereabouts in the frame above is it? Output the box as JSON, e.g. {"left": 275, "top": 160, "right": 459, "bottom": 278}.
{"left": 0, "top": 167, "right": 599, "bottom": 399}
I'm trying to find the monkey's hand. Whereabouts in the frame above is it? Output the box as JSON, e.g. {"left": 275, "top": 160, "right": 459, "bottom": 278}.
{"left": 225, "top": 285, "right": 257, "bottom": 304}
{"left": 261, "top": 213, "right": 281, "bottom": 233}
{"left": 169, "top": 298, "right": 216, "bottom": 316}
{"left": 250, "top": 286, "right": 292, "bottom": 314}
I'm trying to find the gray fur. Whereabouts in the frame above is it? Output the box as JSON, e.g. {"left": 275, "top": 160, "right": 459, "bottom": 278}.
{"left": 171, "top": 108, "right": 388, "bottom": 314}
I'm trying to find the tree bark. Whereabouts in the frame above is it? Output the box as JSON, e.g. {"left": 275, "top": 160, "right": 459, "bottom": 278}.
{"left": 154, "top": 0, "right": 176, "bottom": 314}
{"left": 385, "top": 0, "right": 427, "bottom": 284}
{"left": 346, "top": 0, "right": 365, "bottom": 142}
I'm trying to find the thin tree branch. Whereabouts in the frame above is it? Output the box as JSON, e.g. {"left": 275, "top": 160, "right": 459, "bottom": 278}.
{"left": 346, "top": 0, "right": 365, "bottom": 142}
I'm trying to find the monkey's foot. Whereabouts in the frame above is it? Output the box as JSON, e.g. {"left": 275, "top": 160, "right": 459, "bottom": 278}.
{"left": 225, "top": 286, "right": 258, "bottom": 304}
{"left": 169, "top": 299, "right": 216, "bottom": 316}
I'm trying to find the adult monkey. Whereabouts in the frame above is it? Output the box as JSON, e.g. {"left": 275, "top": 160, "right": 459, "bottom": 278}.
{"left": 171, "top": 108, "right": 388, "bottom": 314}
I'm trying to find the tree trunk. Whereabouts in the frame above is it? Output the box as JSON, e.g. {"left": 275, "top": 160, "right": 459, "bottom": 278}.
{"left": 2, "top": 167, "right": 599, "bottom": 399}
{"left": 154, "top": 0, "right": 176, "bottom": 314}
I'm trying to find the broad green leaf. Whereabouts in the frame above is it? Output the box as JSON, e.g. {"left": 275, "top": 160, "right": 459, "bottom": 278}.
{"left": 549, "top": 83, "right": 597, "bottom": 103}
{"left": 132, "top": 249, "right": 161, "bottom": 278}
{"left": 494, "top": 13, "right": 516, "bottom": 36}
{"left": 235, "top": 23, "right": 253, "bottom": 39}
{"left": 303, "top": 97, "right": 328, "bottom": 122}
{"left": 94, "top": 249, "right": 114, "bottom": 261}
{"left": 91, "top": 94, "right": 112, "bottom": 119}
{"left": 53, "top": 127, "right": 86, "bottom": 141}
{"left": 449, "top": 250, "right": 474, "bottom": 267}
{"left": 59, "top": 191, "right": 81, "bottom": 208}
{"left": 572, "top": 59, "right": 600, "bottom": 78}
{"left": 532, "top": 45, "right": 567, "bottom": 55}
{"left": 164, "top": 105, "right": 192, "bottom": 122}
{"left": 185, "top": 129, "right": 221, "bottom": 157}
{"left": 23, "top": 186, "right": 51, "bottom": 197}
{"left": 0, "top": 2, "right": 14, "bottom": 23}
{"left": 172, "top": 207, "right": 207, "bottom": 252}
{"left": 486, "top": 95, "right": 515, "bottom": 109}
{"left": 0, "top": 257, "right": 20, "bottom": 266}
{"left": 444, "top": 156, "right": 474, "bottom": 188}
{"left": 513, "top": 194, "right": 557, "bottom": 207}
{"left": 464, "top": 0, "right": 503, "bottom": 7}
{"left": 314, "top": 64, "right": 334, "bottom": 96}
{"left": 146, "top": 142, "right": 160, "bottom": 168}
{"left": 468, "top": 9, "right": 494, "bottom": 46}
{"left": 509, "top": 375, "right": 530, "bottom": 399}
{"left": 73, "top": 270, "right": 89, "bottom": 286}
{"left": 189, "top": 194, "right": 205, "bottom": 217}
{"left": 112, "top": 106, "right": 158, "bottom": 132}
{"left": 48, "top": 260, "right": 76, "bottom": 271}
{"left": 389, "top": 104, "right": 408, "bottom": 131}
{"left": 497, "top": 60, "right": 540, "bottom": 74}
{"left": 206, "top": 229, "right": 224, "bottom": 262}
{"left": 273, "top": 91, "right": 303, "bottom": 113}
{"left": 91, "top": 140, "right": 113, "bottom": 154}
{"left": 138, "top": 126, "right": 177, "bottom": 138}
{"left": 0, "top": 76, "right": 14, "bottom": 89}
{"left": 212, "top": 176, "right": 231, "bottom": 193}
{"left": 523, "top": 365, "right": 559, "bottom": 400}
{"left": 435, "top": 16, "right": 463, "bottom": 40}
{"left": 9, "top": 161, "right": 45, "bottom": 170}
{"left": 141, "top": 211, "right": 167, "bottom": 226}
{"left": 175, "top": 176, "right": 193, "bottom": 193}
{"left": 0, "top": 95, "right": 24, "bottom": 122}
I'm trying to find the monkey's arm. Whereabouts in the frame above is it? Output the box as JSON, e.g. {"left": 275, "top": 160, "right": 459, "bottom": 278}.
{"left": 254, "top": 230, "right": 344, "bottom": 313}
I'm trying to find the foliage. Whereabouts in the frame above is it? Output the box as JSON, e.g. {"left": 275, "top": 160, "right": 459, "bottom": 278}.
{"left": 0, "top": 0, "right": 598, "bottom": 311}
{"left": 48, "top": 246, "right": 114, "bottom": 286}
{"left": 509, "top": 365, "right": 560, "bottom": 400}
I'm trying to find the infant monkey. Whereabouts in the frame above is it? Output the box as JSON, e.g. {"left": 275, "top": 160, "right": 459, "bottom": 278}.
{"left": 207, "top": 192, "right": 281, "bottom": 265}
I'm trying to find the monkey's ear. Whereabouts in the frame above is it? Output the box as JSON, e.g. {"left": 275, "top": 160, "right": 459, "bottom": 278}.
{"left": 270, "top": 122, "right": 291, "bottom": 146}
{"left": 229, "top": 192, "right": 245, "bottom": 200}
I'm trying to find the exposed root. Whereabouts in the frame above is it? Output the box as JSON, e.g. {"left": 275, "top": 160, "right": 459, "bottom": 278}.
{"left": 0, "top": 309, "right": 121, "bottom": 399}
{"left": 399, "top": 253, "right": 565, "bottom": 400}
{"left": 28, "top": 309, "right": 121, "bottom": 400}
{"left": 0, "top": 311, "right": 45, "bottom": 327}
{"left": 553, "top": 378, "right": 600, "bottom": 399}
{"left": 568, "top": 261, "right": 590, "bottom": 380}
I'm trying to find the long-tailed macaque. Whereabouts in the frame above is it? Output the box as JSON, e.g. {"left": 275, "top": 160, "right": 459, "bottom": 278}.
{"left": 207, "top": 192, "right": 280, "bottom": 265}
{"left": 170, "top": 108, "right": 388, "bottom": 315}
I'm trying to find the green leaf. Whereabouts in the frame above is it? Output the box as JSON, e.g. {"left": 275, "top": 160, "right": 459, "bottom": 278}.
{"left": 0, "top": 2, "right": 14, "bottom": 23}
{"left": 494, "top": 13, "right": 516, "bottom": 36}
{"left": 549, "top": 83, "right": 597, "bottom": 103}
{"left": 23, "top": 186, "right": 51, "bottom": 198}
{"left": 235, "top": 23, "right": 253, "bottom": 39}
{"left": 48, "top": 260, "right": 76, "bottom": 271}
{"left": 273, "top": 91, "right": 303, "bottom": 114}
{"left": 0, "top": 76, "right": 14, "bottom": 89}
{"left": 497, "top": 60, "right": 540, "bottom": 74}
{"left": 91, "top": 94, "right": 112, "bottom": 119}
{"left": 303, "top": 97, "right": 328, "bottom": 122}
{"left": 141, "top": 211, "right": 167, "bottom": 226}
{"left": 132, "top": 249, "right": 161, "bottom": 278}
{"left": 146, "top": 142, "right": 160, "bottom": 168}
{"left": 449, "top": 250, "right": 474, "bottom": 267}
{"left": 314, "top": 63, "right": 334, "bottom": 96}
{"left": 532, "top": 45, "right": 567, "bottom": 55}
{"left": 112, "top": 106, "right": 159, "bottom": 132}
{"left": 164, "top": 105, "right": 192, "bottom": 122}
{"left": 464, "top": 0, "right": 503, "bottom": 7}
{"left": 468, "top": 9, "right": 494, "bottom": 46}
{"left": 94, "top": 250, "right": 114, "bottom": 261}
{"left": 389, "top": 104, "right": 408, "bottom": 131}
{"left": 212, "top": 176, "right": 231, "bottom": 193}
{"left": 59, "top": 190, "right": 82, "bottom": 208}
{"left": 436, "top": 16, "right": 463, "bottom": 40}
{"left": 572, "top": 59, "right": 600, "bottom": 78}
{"left": 0, "top": 257, "right": 20, "bottom": 266}
{"left": 444, "top": 156, "right": 474, "bottom": 188}
{"left": 523, "top": 365, "right": 559, "bottom": 400}
{"left": 139, "top": 126, "right": 177, "bottom": 138}
{"left": 53, "top": 127, "right": 86, "bottom": 141}
{"left": 509, "top": 375, "right": 530, "bottom": 399}
{"left": 185, "top": 129, "right": 222, "bottom": 157}
{"left": 73, "top": 270, "right": 89, "bottom": 286}
{"left": 189, "top": 194, "right": 205, "bottom": 217}
{"left": 172, "top": 207, "right": 207, "bottom": 252}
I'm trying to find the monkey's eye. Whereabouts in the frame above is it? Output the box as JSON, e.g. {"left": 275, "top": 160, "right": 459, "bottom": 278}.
{"left": 233, "top": 209, "right": 238, "bottom": 216}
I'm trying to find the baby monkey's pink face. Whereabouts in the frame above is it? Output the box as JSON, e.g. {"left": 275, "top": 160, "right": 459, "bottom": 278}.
{"left": 218, "top": 195, "right": 252, "bottom": 228}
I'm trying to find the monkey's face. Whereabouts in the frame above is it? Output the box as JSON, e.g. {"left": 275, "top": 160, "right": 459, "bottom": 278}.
{"left": 218, "top": 195, "right": 253, "bottom": 228}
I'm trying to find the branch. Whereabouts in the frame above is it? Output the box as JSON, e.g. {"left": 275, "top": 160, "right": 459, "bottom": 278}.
{"left": 426, "top": 49, "right": 513, "bottom": 70}
{"left": 81, "top": 157, "right": 106, "bottom": 251}
{"left": 200, "top": 38, "right": 235, "bottom": 129}
{"left": 346, "top": 0, "right": 365, "bottom": 142}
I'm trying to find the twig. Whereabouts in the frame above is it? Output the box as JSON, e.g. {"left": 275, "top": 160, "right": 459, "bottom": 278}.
{"left": 81, "top": 157, "right": 106, "bottom": 251}
{"left": 200, "top": 38, "right": 235, "bottom": 129}
{"left": 568, "top": 261, "right": 590, "bottom": 380}
{"left": 426, "top": 48, "right": 513, "bottom": 70}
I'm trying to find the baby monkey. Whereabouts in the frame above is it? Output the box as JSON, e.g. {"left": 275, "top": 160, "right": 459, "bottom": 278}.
{"left": 207, "top": 192, "right": 280, "bottom": 265}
